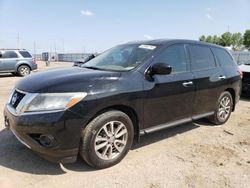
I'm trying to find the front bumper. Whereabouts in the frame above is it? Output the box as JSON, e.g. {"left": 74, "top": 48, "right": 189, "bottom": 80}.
{"left": 4, "top": 104, "right": 86, "bottom": 163}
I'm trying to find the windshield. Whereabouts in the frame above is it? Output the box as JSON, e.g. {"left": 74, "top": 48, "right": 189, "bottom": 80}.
{"left": 81, "top": 44, "right": 157, "bottom": 71}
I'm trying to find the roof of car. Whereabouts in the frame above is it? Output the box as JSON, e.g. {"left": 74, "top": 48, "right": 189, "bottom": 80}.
{"left": 126, "top": 39, "right": 224, "bottom": 49}
{"left": 0, "top": 48, "right": 27, "bottom": 51}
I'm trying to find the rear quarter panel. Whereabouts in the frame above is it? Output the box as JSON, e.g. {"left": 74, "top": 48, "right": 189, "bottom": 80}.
{"left": 15, "top": 59, "right": 37, "bottom": 71}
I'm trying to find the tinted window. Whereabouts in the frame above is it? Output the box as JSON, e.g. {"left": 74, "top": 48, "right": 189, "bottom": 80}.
{"left": 2, "top": 51, "right": 18, "bottom": 58}
{"left": 19, "top": 51, "right": 32, "bottom": 58}
{"left": 189, "top": 45, "right": 216, "bottom": 71}
{"left": 212, "top": 48, "right": 235, "bottom": 67}
{"left": 154, "top": 44, "right": 188, "bottom": 73}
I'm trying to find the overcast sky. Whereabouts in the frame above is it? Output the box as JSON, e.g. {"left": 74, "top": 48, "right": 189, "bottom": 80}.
{"left": 0, "top": 0, "right": 250, "bottom": 53}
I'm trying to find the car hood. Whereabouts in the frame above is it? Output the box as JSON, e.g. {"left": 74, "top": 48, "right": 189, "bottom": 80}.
{"left": 239, "top": 64, "right": 250, "bottom": 73}
{"left": 15, "top": 67, "right": 121, "bottom": 93}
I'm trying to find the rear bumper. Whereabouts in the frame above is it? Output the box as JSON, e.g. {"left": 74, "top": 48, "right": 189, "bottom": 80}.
{"left": 31, "top": 63, "right": 38, "bottom": 71}
{"left": 4, "top": 104, "right": 86, "bottom": 163}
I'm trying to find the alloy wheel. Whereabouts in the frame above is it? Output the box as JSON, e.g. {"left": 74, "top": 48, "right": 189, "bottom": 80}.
{"left": 217, "top": 96, "right": 231, "bottom": 122}
{"left": 94, "top": 121, "right": 128, "bottom": 160}
{"left": 20, "top": 67, "right": 30, "bottom": 76}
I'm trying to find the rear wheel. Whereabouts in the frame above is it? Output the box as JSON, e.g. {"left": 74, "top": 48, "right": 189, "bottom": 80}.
{"left": 209, "top": 91, "right": 233, "bottom": 125}
{"left": 18, "top": 65, "right": 30, "bottom": 76}
{"left": 79, "top": 110, "right": 134, "bottom": 169}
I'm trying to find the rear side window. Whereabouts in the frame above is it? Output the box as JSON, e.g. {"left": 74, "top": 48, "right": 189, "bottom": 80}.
{"left": 2, "top": 51, "right": 18, "bottom": 58}
{"left": 19, "top": 51, "right": 32, "bottom": 58}
{"left": 189, "top": 45, "right": 216, "bottom": 71}
{"left": 154, "top": 44, "right": 188, "bottom": 73}
{"left": 212, "top": 48, "right": 235, "bottom": 67}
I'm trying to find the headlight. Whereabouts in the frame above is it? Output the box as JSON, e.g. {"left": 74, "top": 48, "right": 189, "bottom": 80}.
{"left": 23, "top": 92, "right": 87, "bottom": 112}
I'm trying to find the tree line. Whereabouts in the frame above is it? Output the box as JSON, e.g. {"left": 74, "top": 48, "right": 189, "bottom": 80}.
{"left": 199, "top": 30, "right": 250, "bottom": 51}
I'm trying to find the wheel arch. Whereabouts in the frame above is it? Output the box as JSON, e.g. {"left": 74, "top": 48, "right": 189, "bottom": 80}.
{"left": 15, "top": 62, "right": 31, "bottom": 72}
{"left": 87, "top": 104, "right": 140, "bottom": 143}
{"left": 225, "top": 88, "right": 236, "bottom": 111}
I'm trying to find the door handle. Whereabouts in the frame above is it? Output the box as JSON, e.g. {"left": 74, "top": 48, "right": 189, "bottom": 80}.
{"left": 218, "top": 75, "right": 226, "bottom": 80}
{"left": 182, "top": 81, "right": 193, "bottom": 87}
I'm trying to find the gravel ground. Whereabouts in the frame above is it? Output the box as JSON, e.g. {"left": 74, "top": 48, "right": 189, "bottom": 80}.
{"left": 0, "top": 61, "right": 250, "bottom": 188}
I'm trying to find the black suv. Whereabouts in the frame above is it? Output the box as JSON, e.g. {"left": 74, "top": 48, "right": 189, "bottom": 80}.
{"left": 4, "top": 40, "right": 241, "bottom": 169}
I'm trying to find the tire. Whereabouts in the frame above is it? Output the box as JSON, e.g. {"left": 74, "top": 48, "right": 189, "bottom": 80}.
{"left": 79, "top": 110, "right": 134, "bottom": 169}
{"left": 17, "top": 65, "right": 31, "bottom": 76}
{"left": 208, "top": 91, "right": 233, "bottom": 125}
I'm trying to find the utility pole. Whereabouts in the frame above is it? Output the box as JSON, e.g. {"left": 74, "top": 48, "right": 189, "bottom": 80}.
{"left": 62, "top": 39, "right": 65, "bottom": 53}
{"left": 54, "top": 41, "right": 57, "bottom": 53}
{"left": 33, "top": 41, "right": 36, "bottom": 55}
{"left": 82, "top": 46, "right": 86, "bottom": 54}
{"left": 17, "top": 32, "right": 21, "bottom": 49}
{"left": 50, "top": 43, "right": 52, "bottom": 54}
{"left": 228, "top": 25, "right": 230, "bottom": 32}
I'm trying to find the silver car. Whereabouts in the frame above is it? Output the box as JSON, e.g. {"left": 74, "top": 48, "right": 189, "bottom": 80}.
{"left": 0, "top": 49, "right": 37, "bottom": 76}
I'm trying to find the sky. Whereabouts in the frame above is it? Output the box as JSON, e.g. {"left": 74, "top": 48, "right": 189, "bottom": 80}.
{"left": 0, "top": 0, "right": 250, "bottom": 54}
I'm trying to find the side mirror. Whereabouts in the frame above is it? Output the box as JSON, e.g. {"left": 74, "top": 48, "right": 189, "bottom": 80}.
{"left": 148, "top": 63, "right": 172, "bottom": 76}
{"left": 0, "top": 52, "right": 2, "bottom": 58}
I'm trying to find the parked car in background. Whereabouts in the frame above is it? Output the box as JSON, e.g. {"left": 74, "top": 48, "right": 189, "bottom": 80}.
{"left": 4, "top": 39, "right": 241, "bottom": 169}
{"left": 0, "top": 49, "right": 37, "bottom": 76}
{"left": 73, "top": 53, "right": 96, "bottom": 67}
{"left": 239, "top": 60, "right": 250, "bottom": 96}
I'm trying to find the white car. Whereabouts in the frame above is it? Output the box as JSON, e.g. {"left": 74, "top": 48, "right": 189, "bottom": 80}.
{"left": 239, "top": 60, "right": 250, "bottom": 96}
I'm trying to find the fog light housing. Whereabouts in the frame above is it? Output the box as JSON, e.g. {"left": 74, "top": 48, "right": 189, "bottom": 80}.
{"left": 39, "top": 135, "right": 56, "bottom": 148}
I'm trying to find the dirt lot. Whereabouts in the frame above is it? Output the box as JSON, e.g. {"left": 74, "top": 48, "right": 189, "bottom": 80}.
{"left": 0, "top": 61, "right": 250, "bottom": 188}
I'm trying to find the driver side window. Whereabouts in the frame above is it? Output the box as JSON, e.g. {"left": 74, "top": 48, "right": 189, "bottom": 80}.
{"left": 154, "top": 44, "right": 188, "bottom": 73}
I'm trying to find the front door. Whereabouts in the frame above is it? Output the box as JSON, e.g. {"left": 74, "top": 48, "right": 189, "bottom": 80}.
{"left": 1, "top": 51, "right": 19, "bottom": 71}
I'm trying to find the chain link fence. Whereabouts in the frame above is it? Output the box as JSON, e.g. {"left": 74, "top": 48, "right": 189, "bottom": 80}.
{"left": 231, "top": 51, "right": 250, "bottom": 64}
{"left": 58, "top": 53, "right": 91, "bottom": 62}
{"left": 34, "top": 53, "right": 91, "bottom": 62}
{"left": 34, "top": 51, "right": 250, "bottom": 64}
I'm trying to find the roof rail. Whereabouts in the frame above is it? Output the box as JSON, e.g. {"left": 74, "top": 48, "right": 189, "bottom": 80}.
{"left": 0, "top": 48, "right": 26, "bottom": 50}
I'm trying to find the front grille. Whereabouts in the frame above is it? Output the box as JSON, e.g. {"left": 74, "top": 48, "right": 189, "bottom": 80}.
{"left": 10, "top": 90, "right": 26, "bottom": 109}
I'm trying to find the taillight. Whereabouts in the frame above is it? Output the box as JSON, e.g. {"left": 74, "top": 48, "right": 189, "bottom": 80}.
{"left": 32, "top": 58, "right": 36, "bottom": 64}
{"left": 237, "top": 67, "right": 243, "bottom": 79}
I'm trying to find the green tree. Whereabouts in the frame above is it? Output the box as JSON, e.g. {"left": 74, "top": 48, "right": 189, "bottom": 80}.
{"left": 199, "top": 35, "right": 206, "bottom": 42}
{"left": 231, "top": 32, "right": 243, "bottom": 51}
{"left": 243, "top": 30, "right": 250, "bottom": 50}
{"left": 220, "top": 32, "right": 232, "bottom": 46}
{"left": 206, "top": 35, "right": 213, "bottom": 43}
{"left": 212, "top": 35, "right": 221, "bottom": 45}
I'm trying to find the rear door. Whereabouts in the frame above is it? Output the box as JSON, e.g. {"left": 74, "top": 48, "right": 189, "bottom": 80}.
{"left": 188, "top": 44, "right": 226, "bottom": 117}
{"left": 1, "top": 51, "right": 19, "bottom": 71}
{"left": 143, "top": 44, "right": 195, "bottom": 128}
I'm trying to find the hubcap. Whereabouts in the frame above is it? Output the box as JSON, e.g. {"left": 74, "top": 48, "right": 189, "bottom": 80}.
{"left": 94, "top": 121, "right": 128, "bottom": 160}
{"left": 20, "top": 67, "right": 29, "bottom": 75}
{"left": 217, "top": 96, "right": 231, "bottom": 122}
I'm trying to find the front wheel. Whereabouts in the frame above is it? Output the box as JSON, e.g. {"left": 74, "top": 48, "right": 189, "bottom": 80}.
{"left": 79, "top": 110, "right": 134, "bottom": 169}
{"left": 209, "top": 91, "right": 233, "bottom": 125}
